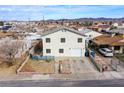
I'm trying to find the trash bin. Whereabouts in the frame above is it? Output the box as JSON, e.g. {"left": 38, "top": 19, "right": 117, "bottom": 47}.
{"left": 85, "top": 49, "right": 89, "bottom": 57}
{"left": 91, "top": 51, "right": 95, "bottom": 57}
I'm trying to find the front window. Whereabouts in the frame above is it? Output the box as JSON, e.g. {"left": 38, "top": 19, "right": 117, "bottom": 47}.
{"left": 59, "top": 49, "right": 64, "bottom": 53}
{"left": 46, "top": 49, "right": 51, "bottom": 53}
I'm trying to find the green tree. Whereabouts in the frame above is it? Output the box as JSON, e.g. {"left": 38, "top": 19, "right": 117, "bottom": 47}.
{"left": 0, "top": 21, "right": 4, "bottom": 26}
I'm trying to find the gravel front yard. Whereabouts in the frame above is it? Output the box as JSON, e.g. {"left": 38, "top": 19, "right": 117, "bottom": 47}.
{"left": 20, "top": 59, "right": 55, "bottom": 74}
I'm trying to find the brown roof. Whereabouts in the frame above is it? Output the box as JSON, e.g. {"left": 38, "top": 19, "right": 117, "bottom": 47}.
{"left": 93, "top": 35, "right": 124, "bottom": 46}
{"left": 41, "top": 26, "right": 86, "bottom": 37}
{"left": 0, "top": 32, "right": 14, "bottom": 38}
{"left": 98, "top": 25, "right": 110, "bottom": 28}
{"left": 112, "top": 39, "right": 124, "bottom": 46}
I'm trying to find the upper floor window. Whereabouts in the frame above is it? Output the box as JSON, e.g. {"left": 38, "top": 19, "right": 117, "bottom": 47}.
{"left": 78, "top": 38, "right": 82, "bottom": 43}
{"left": 61, "top": 38, "right": 66, "bottom": 43}
{"left": 46, "top": 38, "right": 50, "bottom": 43}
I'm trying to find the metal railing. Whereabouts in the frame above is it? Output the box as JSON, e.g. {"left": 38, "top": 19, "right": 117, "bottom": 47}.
{"left": 30, "top": 54, "right": 55, "bottom": 62}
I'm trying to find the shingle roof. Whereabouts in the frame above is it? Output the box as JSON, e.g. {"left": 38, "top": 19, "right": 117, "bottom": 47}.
{"left": 41, "top": 26, "right": 86, "bottom": 37}
{"left": 79, "top": 29, "right": 93, "bottom": 34}
{"left": 112, "top": 39, "right": 124, "bottom": 46}
{"left": 79, "top": 29, "right": 102, "bottom": 34}
{"left": 93, "top": 35, "right": 124, "bottom": 46}
{"left": 98, "top": 25, "right": 110, "bottom": 28}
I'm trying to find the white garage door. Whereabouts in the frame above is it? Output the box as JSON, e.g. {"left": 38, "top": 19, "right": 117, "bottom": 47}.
{"left": 70, "top": 48, "right": 82, "bottom": 57}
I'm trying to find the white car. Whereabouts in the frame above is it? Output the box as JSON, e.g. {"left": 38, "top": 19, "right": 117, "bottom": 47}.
{"left": 98, "top": 48, "right": 113, "bottom": 57}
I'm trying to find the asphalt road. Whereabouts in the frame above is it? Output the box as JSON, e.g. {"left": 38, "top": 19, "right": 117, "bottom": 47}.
{"left": 0, "top": 79, "right": 124, "bottom": 87}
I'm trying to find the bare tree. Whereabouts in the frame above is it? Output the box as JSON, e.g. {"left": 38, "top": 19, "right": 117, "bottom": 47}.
{"left": 34, "top": 40, "right": 43, "bottom": 54}
{"left": 0, "top": 38, "right": 23, "bottom": 66}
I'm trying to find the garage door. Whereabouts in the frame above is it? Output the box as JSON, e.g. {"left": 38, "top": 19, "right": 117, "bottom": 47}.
{"left": 70, "top": 48, "right": 82, "bottom": 57}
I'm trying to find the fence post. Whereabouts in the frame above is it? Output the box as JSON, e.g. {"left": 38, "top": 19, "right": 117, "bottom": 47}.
{"left": 111, "top": 59, "right": 112, "bottom": 65}
{"left": 116, "top": 64, "right": 118, "bottom": 71}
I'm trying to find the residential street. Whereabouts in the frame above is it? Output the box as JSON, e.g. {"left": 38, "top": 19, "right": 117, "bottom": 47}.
{"left": 0, "top": 79, "right": 124, "bottom": 87}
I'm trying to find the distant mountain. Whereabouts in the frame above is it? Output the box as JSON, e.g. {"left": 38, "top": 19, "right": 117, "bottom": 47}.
{"left": 3, "top": 17, "right": 124, "bottom": 22}
{"left": 44, "top": 17, "right": 124, "bottom": 22}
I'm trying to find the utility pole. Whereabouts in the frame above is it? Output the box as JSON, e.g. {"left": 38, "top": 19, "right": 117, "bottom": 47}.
{"left": 28, "top": 16, "right": 31, "bottom": 32}
{"left": 43, "top": 15, "right": 46, "bottom": 32}
{"left": 43, "top": 15, "right": 45, "bottom": 25}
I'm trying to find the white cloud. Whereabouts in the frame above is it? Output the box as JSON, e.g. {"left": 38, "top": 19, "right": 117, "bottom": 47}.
{"left": 0, "top": 7, "right": 14, "bottom": 11}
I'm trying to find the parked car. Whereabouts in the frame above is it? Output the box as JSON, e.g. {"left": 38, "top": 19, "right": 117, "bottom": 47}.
{"left": 98, "top": 48, "right": 113, "bottom": 57}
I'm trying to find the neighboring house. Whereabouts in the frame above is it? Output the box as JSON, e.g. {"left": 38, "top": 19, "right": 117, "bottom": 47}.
{"left": 79, "top": 29, "right": 102, "bottom": 39}
{"left": 41, "top": 26, "right": 86, "bottom": 58}
{"left": 89, "top": 24, "right": 110, "bottom": 32}
{"left": 97, "top": 24, "right": 110, "bottom": 31}
{"left": 92, "top": 34, "right": 124, "bottom": 54}
{"left": 15, "top": 33, "right": 42, "bottom": 58}
{"left": 22, "top": 33, "right": 42, "bottom": 53}
{"left": 79, "top": 29, "right": 102, "bottom": 47}
{"left": 106, "top": 28, "right": 124, "bottom": 35}
{"left": 112, "top": 22, "right": 124, "bottom": 28}
{"left": 112, "top": 23, "right": 119, "bottom": 27}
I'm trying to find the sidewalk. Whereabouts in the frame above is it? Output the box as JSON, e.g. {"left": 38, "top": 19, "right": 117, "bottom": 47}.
{"left": 0, "top": 69, "right": 124, "bottom": 81}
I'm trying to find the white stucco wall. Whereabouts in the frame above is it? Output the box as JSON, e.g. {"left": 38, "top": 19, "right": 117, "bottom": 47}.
{"left": 42, "top": 29, "right": 85, "bottom": 57}
{"left": 24, "top": 33, "right": 42, "bottom": 50}
{"left": 113, "top": 46, "right": 123, "bottom": 54}
{"left": 85, "top": 31, "right": 102, "bottom": 39}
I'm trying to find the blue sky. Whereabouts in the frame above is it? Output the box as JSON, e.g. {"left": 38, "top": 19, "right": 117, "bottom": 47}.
{"left": 0, "top": 5, "right": 124, "bottom": 21}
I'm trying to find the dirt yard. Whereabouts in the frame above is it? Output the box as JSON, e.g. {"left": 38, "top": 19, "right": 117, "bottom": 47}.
{"left": 20, "top": 59, "right": 55, "bottom": 74}
{"left": 0, "top": 60, "right": 22, "bottom": 77}
{"left": 0, "top": 53, "right": 28, "bottom": 78}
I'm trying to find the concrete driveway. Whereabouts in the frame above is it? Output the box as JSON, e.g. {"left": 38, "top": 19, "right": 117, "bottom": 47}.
{"left": 50, "top": 57, "right": 101, "bottom": 80}
{"left": 69, "top": 58, "right": 97, "bottom": 74}
{"left": 96, "top": 51, "right": 124, "bottom": 72}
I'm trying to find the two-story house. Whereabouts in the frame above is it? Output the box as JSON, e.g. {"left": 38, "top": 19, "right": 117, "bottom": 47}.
{"left": 41, "top": 26, "right": 86, "bottom": 59}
